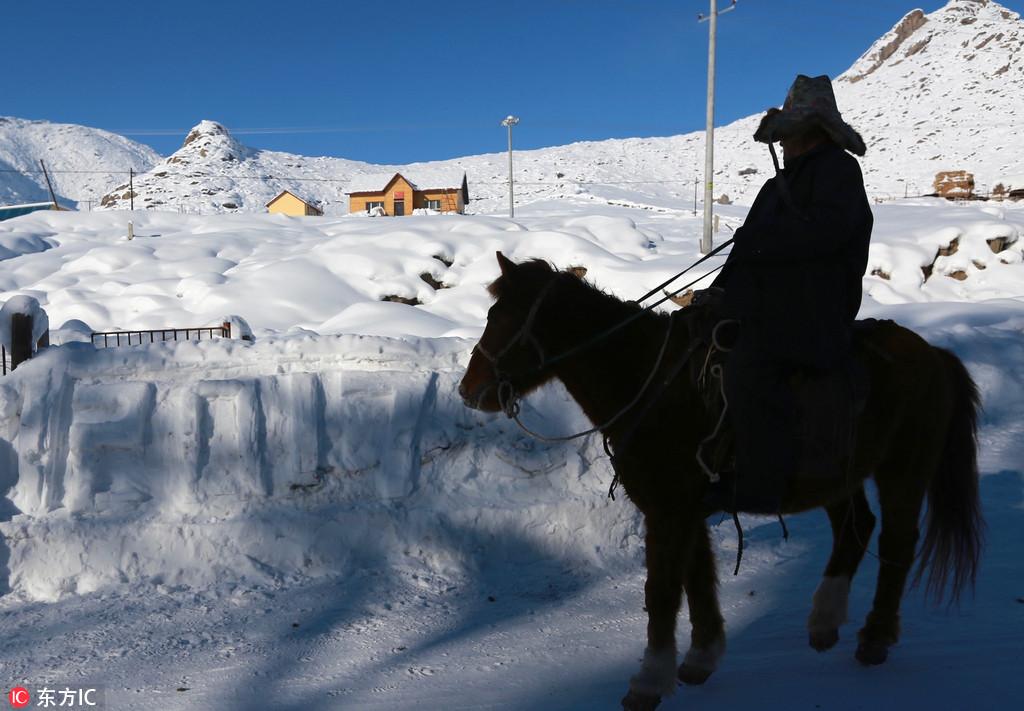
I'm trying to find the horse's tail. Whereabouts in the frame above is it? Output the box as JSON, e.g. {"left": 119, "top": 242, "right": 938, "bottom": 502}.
{"left": 913, "top": 347, "right": 985, "bottom": 604}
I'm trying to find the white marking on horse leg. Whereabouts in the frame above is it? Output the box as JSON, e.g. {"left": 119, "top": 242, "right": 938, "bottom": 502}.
{"left": 808, "top": 575, "right": 851, "bottom": 634}
{"left": 682, "top": 631, "right": 727, "bottom": 672}
{"left": 628, "top": 646, "right": 678, "bottom": 697}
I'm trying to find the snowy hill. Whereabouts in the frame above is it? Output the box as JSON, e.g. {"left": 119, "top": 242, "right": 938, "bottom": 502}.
{"left": 96, "top": 0, "right": 1024, "bottom": 215}
{"left": 96, "top": 120, "right": 381, "bottom": 215}
{"left": 0, "top": 117, "right": 160, "bottom": 207}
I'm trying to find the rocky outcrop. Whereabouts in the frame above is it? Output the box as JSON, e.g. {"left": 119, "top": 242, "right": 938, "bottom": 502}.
{"left": 844, "top": 10, "right": 929, "bottom": 83}
{"left": 934, "top": 170, "right": 975, "bottom": 198}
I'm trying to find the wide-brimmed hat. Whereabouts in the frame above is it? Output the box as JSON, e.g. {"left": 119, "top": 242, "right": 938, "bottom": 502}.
{"left": 753, "top": 75, "right": 866, "bottom": 156}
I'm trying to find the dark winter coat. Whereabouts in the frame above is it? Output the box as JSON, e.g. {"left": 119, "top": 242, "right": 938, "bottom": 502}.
{"left": 711, "top": 143, "right": 873, "bottom": 369}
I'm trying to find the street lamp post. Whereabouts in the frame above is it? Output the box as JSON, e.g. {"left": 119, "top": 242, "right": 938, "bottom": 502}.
{"left": 501, "top": 115, "right": 520, "bottom": 218}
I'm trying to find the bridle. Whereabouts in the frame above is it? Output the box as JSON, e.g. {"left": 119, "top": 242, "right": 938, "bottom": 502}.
{"left": 471, "top": 271, "right": 702, "bottom": 446}
{"left": 471, "top": 276, "right": 561, "bottom": 412}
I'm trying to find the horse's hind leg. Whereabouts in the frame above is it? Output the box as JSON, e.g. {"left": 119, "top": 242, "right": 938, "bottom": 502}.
{"left": 856, "top": 473, "right": 928, "bottom": 665}
{"left": 808, "top": 486, "right": 876, "bottom": 652}
{"left": 678, "top": 523, "right": 726, "bottom": 685}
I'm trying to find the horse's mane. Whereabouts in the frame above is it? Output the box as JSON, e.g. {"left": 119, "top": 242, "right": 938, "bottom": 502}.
{"left": 487, "top": 258, "right": 556, "bottom": 299}
{"left": 487, "top": 259, "right": 667, "bottom": 326}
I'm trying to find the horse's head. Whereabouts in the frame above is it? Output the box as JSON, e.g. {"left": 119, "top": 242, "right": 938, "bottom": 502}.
{"left": 459, "top": 252, "right": 562, "bottom": 412}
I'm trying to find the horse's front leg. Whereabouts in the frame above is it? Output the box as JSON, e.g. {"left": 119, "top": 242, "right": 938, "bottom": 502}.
{"left": 622, "top": 513, "right": 694, "bottom": 711}
{"left": 679, "top": 522, "right": 726, "bottom": 685}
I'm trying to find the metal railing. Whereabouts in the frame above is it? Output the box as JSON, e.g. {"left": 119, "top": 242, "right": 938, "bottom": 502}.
{"left": 90, "top": 322, "right": 232, "bottom": 349}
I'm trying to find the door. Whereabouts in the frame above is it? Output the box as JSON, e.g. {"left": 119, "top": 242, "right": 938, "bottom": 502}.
{"left": 393, "top": 199, "right": 405, "bottom": 216}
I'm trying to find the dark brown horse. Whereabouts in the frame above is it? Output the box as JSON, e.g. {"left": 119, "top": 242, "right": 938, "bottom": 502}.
{"left": 458, "top": 252, "right": 984, "bottom": 711}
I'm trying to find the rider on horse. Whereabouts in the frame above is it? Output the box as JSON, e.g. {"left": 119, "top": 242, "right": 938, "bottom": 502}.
{"left": 701, "top": 74, "right": 874, "bottom": 515}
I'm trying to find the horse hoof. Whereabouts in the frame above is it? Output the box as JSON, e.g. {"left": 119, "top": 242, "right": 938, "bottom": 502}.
{"left": 677, "top": 663, "right": 713, "bottom": 685}
{"left": 855, "top": 640, "right": 889, "bottom": 666}
{"left": 809, "top": 627, "right": 840, "bottom": 652}
{"left": 621, "top": 689, "right": 661, "bottom": 711}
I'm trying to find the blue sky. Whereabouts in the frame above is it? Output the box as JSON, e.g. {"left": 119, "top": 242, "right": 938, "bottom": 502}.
{"left": 5, "top": 0, "right": 1021, "bottom": 164}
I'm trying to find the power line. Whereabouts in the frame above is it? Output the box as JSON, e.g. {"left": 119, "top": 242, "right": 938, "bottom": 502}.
{"left": 0, "top": 168, "right": 132, "bottom": 175}
{"left": 0, "top": 166, "right": 716, "bottom": 185}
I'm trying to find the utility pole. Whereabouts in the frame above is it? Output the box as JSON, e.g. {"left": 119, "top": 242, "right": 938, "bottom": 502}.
{"left": 501, "top": 115, "right": 520, "bottom": 218}
{"left": 693, "top": 176, "right": 699, "bottom": 216}
{"left": 129, "top": 168, "right": 134, "bottom": 211}
{"left": 39, "top": 159, "right": 59, "bottom": 209}
{"left": 698, "top": 0, "right": 737, "bottom": 254}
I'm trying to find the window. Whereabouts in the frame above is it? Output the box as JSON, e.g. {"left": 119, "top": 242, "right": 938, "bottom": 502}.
{"left": 425, "top": 199, "right": 442, "bottom": 211}
{"left": 366, "top": 201, "right": 384, "bottom": 214}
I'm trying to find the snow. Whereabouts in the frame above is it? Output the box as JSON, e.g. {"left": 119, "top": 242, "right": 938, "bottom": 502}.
{"left": 0, "top": 117, "right": 160, "bottom": 207}
{"left": 0, "top": 2, "right": 1023, "bottom": 707}
{"left": 0, "top": 200, "right": 1019, "bottom": 342}
{"left": 0, "top": 294, "right": 48, "bottom": 353}
{"left": 223, "top": 314, "right": 253, "bottom": 341}
{"left": 344, "top": 169, "right": 467, "bottom": 195}
{"left": 0, "top": 191, "right": 1021, "bottom": 708}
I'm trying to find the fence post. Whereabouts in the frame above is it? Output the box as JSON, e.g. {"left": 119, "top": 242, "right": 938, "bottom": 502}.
{"left": 10, "top": 313, "right": 33, "bottom": 370}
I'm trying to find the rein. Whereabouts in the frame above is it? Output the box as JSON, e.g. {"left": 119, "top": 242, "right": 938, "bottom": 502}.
{"left": 475, "top": 244, "right": 732, "bottom": 449}
{"left": 632, "top": 237, "right": 734, "bottom": 305}
{"left": 499, "top": 312, "right": 678, "bottom": 443}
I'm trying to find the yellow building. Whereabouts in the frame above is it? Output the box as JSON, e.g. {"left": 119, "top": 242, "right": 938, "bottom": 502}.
{"left": 266, "top": 190, "right": 324, "bottom": 216}
{"left": 345, "top": 171, "right": 468, "bottom": 216}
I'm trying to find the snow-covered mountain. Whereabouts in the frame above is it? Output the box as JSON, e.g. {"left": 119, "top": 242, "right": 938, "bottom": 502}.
{"left": 1, "top": 0, "right": 1017, "bottom": 214}
{"left": 91, "top": 0, "right": 1024, "bottom": 215}
{"left": 95, "top": 120, "right": 381, "bottom": 214}
{"left": 0, "top": 117, "right": 160, "bottom": 207}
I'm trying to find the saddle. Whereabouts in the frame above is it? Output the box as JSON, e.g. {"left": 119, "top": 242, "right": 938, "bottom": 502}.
{"left": 686, "top": 303, "right": 881, "bottom": 483}
{"left": 789, "top": 347, "right": 870, "bottom": 480}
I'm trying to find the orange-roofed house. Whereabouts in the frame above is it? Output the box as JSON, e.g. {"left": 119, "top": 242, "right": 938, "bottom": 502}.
{"left": 345, "top": 171, "right": 468, "bottom": 216}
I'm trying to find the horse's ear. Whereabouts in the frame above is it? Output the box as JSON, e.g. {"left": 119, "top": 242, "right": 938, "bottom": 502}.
{"left": 496, "top": 251, "right": 517, "bottom": 276}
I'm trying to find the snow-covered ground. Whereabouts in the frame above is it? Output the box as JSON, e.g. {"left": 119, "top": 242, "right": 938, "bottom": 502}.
{"left": 0, "top": 190, "right": 1022, "bottom": 709}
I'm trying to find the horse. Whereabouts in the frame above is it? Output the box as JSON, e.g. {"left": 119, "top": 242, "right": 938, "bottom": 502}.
{"left": 458, "top": 252, "right": 984, "bottom": 711}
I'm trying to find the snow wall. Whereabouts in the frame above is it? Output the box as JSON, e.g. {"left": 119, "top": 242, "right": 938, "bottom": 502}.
{"left": 2, "top": 300, "right": 1023, "bottom": 603}
{"left": 0, "top": 335, "right": 643, "bottom": 601}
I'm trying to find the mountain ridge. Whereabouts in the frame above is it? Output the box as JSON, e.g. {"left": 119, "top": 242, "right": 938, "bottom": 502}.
{"left": 2, "top": 0, "right": 1020, "bottom": 213}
